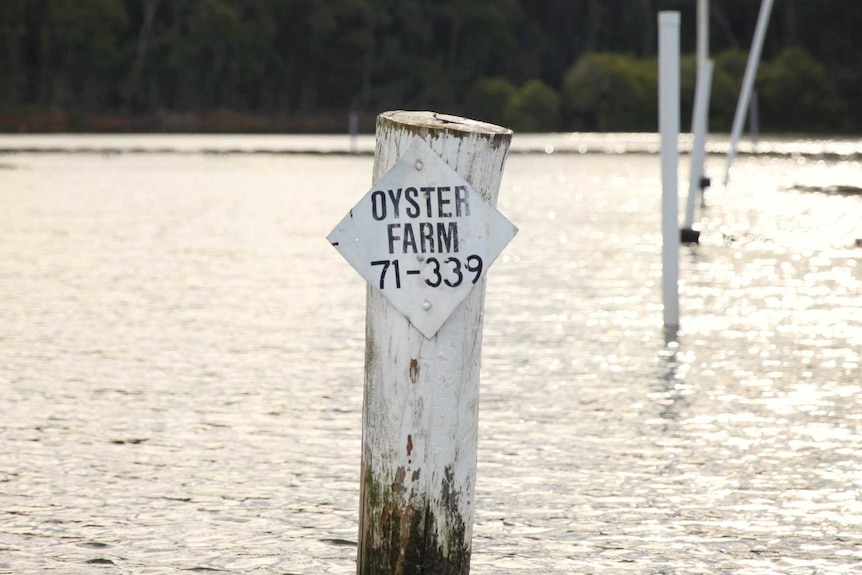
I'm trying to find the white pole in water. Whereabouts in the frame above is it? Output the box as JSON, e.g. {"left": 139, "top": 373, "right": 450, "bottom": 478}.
{"left": 355, "top": 111, "right": 512, "bottom": 574}
{"left": 724, "top": 0, "right": 774, "bottom": 184}
{"left": 659, "top": 11, "right": 680, "bottom": 328}
{"left": 683, "top": 59, "right": 713, "bottom": 239}
{"left": 748, "top": 90, "right": 760, "bottom": 150}
{"left": 697, "top": 0, "right": 709, "bottom": 72}
{"left": 696, "top": 0, "right": 711, "bottom": 212}
{"left": 349, "top": 109, "right": 359, "bottom": 153}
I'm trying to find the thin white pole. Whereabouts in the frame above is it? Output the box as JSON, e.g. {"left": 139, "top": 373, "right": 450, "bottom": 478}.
{"left": 724, "top": 0, "right": 774, "bottom": 185}
{"left": 748, "top": 90, "right": 760, "bottom": 150}
{"left": 695, "top": 0, "right": 710, "bottom": 205}
{"left": 349, "top": 110, "right": 359, "bottom": 153}
{"left": 659, "top": 11, "right": 680, "bottom": 328}
{"left": 684, "top": 59, "right": 713, "bottom": 230}
{"left": 697, "top": 0, "right": 709, "bottom": 72}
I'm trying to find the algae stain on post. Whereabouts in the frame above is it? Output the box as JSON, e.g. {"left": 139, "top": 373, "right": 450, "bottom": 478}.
{"left": 353, "top": 111, "right": 514, "bottom": 574}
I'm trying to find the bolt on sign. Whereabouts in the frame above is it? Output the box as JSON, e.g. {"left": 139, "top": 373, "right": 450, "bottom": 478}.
{"left": 328, "top": 135, "right": 518, "bottom": 338}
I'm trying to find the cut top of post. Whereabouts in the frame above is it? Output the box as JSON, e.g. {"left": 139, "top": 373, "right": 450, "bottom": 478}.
{"left": 378, "top": 110, "right": 512, "bottom": 149}
{"left": 373, "top": 111, "right": 514, "bottom": 208}
{"left": 380, "top": 111, "right": 512, "bottom": 135}
{"left": 659, "top": 11, "right": 681, "bottom": 27}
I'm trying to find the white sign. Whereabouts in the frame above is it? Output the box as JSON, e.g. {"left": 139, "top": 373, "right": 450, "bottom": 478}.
{"left": 328, "top": 136, "right": 517, "bottom": 338}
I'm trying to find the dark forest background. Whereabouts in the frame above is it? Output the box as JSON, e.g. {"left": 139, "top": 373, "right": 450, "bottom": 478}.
{"left": 0, "top": 0, "right": 859, "bottom": 133}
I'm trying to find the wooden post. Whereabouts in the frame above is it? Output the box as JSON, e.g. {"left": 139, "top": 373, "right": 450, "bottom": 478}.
{"left": 357, "top": 111, "right": 512, "bottom": 574}
{"left": 659, "top": 12, "right": 681, "bottom": 328}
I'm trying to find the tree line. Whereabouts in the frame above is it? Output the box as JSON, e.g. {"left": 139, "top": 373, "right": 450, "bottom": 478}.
{"left": 0, "top": 0, "right": 859, "bottom": 133}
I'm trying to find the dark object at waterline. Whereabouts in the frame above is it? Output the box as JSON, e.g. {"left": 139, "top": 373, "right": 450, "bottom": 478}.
{"left": 680, "top": 228, "right": 701, "bottom": 244}
{"left": 793, "top": 184, "right": 862, "bottom": 196}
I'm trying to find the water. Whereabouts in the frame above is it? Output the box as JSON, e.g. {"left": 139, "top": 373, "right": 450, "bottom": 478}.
{"left": 1, "top": 136, "right": 861, "bottom": 574}
{"left": 2, "top": 132, "right": 862, "bottom": 159}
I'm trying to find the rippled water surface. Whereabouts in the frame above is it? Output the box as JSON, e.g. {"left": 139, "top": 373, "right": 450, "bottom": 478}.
{"left": 1, "top": 137, "right": 861, "bottom": 574}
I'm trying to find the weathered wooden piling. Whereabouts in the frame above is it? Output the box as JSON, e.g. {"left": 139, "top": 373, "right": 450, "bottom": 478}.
{"left": 351, "top": 111, "right": 512, "bottom": 574}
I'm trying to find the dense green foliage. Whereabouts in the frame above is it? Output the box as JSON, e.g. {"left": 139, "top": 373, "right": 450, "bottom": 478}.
{"left": 562, "top": 53, "right": 657, "bottom": 131}
{"left": 504, "top": 79, "right": 561, "bottom": 132}
{"left": 1, "top": 0, "right": 860, "bottom": 132}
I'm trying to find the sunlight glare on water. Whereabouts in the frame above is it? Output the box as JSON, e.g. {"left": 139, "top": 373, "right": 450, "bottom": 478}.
{"left": 1, "top": 137, "right": 861, "bottom": 574}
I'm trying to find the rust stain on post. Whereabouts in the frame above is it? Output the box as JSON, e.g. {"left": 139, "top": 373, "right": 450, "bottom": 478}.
{"left": 409, "top": 359, "right": 420, "bottom": 384}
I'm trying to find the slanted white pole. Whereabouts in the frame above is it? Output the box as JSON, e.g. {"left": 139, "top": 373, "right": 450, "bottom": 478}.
{"left": 683, "top": 59, "right": 713, "bottom": 238}
{"left": 659, "top": 11, "right": 680, "bottom": 328}
{"left": 357, "top": 111, "right": 512, "bottom": 574}
{"left": 724, "top": 0, "right": 774, "bottom": 184}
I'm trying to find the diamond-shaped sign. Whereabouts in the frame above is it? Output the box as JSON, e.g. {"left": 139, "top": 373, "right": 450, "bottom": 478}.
{"left": 327, "top": 136, "right": 517, "bottom": 338}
